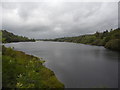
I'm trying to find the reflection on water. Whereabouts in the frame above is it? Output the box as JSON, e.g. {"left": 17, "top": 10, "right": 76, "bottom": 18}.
{"left": 5, "top": 41, "right": 118, "bottom": 88}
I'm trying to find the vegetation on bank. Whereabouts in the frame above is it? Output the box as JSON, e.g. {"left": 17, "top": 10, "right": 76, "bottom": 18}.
{"left": 43, "top": 28, "right": 120, "bottom": 51}
{"left": 1, "top": 30, "right": 35, "bottom": 43}
{"left": 2, "top": 46, "right": 64, "bottom": 88}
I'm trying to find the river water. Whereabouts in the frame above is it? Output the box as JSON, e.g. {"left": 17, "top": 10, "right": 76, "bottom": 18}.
{"left": 5, "top": 41, "right": 118, "bottom": 88}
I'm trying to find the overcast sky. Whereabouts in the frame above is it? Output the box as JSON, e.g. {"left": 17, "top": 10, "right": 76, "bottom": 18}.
{"left": 1, "top": 1, "right": 119, "bottom": 39}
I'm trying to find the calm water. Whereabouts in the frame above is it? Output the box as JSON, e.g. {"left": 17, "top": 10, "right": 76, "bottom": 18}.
{"left": 5, "top": 41, "right": 118, "bottom": 88}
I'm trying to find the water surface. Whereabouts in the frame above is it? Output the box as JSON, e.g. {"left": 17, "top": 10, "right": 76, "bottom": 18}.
{"left": 5, "top": 41, "right": 118, "bottom": 88}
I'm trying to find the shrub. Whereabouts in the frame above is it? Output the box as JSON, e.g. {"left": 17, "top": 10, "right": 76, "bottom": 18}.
{"left": 105, "top": 39, "right": 120, "bottom": 51}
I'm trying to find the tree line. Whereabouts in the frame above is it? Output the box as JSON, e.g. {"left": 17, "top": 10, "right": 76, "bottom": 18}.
{"left": 42, "top": 28, "right": 120, "bottom": 51}
{"left": 1, "top": 30, "right": 35, "bottom": 43}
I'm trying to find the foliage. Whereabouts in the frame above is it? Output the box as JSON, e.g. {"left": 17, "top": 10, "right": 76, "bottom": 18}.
{"left": 42, "top": 28, "right": 120, "bottom": 51}
{"left": 105, "top": 39, "right": 120, "bottom": 51}
{"left": 2, "top": 46, "right": 64, "bottom": 88}
{"left": 1, "top": 30, "right": 35, "bottom": 43}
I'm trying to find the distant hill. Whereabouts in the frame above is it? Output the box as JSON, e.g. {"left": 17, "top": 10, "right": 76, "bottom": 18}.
{"left": 42, "top": 28, "right": 120, "bottom": 51}
{"left": 1, "top": 30, "right": 35, "bottom": 43}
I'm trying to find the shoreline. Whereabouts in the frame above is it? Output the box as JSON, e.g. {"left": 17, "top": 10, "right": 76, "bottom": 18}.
{"left": 2, "top": 45, "right": 64, "bottom": 88}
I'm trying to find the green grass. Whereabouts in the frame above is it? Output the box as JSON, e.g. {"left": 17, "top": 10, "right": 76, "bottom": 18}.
{"left": 2, "top": 46, "right": 64, "bottom": 88}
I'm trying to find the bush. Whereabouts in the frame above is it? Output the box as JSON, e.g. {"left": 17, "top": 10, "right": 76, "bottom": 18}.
{"left": 105, "top": 39, "right": 120, "bottom": 51}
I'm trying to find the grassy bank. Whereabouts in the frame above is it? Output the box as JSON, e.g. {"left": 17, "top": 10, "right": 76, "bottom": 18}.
{"left": 2, "top": 46, "right": 64, "bottom": 88}
{"left": 43, "top": 28, "right": 120, "bottom": 51}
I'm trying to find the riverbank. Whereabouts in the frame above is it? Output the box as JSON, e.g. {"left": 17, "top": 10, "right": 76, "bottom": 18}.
{"left": 1, "top": 30, "right": 35, "bottom": 43}
{"left": 42, "top": 28, "right": 120, "bottom": 51}
{"left": 2, "top": 45, "right": 64, "bottom": 88}
{"left": 4, "top": 41, "right": 118, "bottom": 88}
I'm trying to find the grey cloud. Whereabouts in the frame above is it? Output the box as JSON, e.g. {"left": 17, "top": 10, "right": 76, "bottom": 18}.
{"left": 119, "top": 1, "right": 120, "bottom": 28}
{"left": 2, "top": 2, "right": 118, "bottom": 39}
{"left": 0, "top": 3, "right": 2, "bottom": 29}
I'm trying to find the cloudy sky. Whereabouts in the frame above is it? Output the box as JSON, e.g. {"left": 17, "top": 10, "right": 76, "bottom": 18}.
{"left": 1, "top": 0, "right": 119, "bottom": 39}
